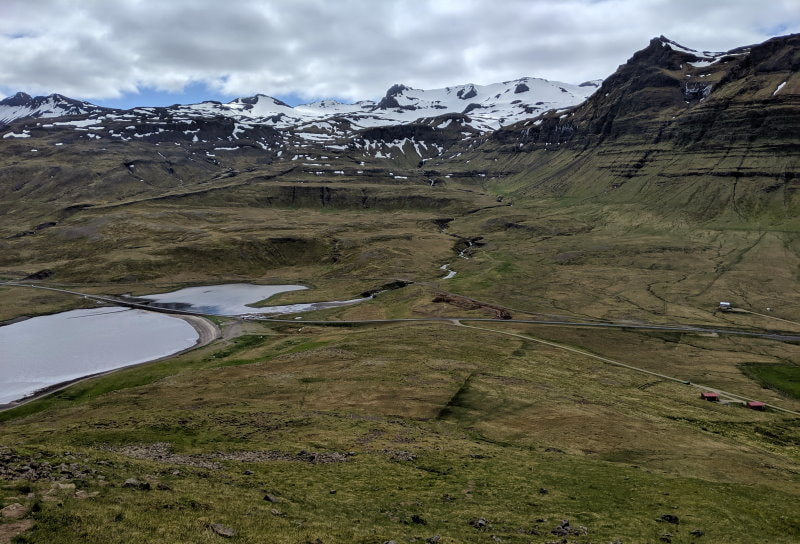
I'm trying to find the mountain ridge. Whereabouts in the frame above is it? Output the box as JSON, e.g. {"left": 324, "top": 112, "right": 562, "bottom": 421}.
{"left": 0, "top": 34, "right": 797, "bottom": 226}
{"left": 0, "top": 76, "right": 601, "bottom": 133}
{"left": 479, "top": 33, "right": 800, "bottom": 223}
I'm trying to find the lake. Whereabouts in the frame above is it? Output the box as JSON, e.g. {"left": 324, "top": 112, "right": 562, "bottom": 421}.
{"left": 1, "top": 283, "right": 369, "bottom": 405}
{"left": 0, "top": 308, "right": 198, "bottom": 405}
{"left": 138, "top": 283, "right": 367, "bottom": 316}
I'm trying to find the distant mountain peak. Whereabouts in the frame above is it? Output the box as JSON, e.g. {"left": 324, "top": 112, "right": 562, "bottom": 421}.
{"left": 376, "top": 84, "right": 414, "bottom": 110}
{"left": 0, "top": 92, "right": 106, "bottom": 126}
{"left": 385, "top": 84, "right": 411, "bottom": 97}
{"left": 235, "top": 94, "right": 292, "bottom": 108}
{"left": 1, "top": 92, "right": 34, "bottom": 106}
{"left": 0, "top": 75, "right": 601, "bottom": 136}
{"left": 653, "top": 36, "right": 729, "bottom": 61}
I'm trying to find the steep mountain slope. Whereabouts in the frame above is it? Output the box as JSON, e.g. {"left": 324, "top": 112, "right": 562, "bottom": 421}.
{"left": 482, "top": 34, "right": 800, "bottom": 224}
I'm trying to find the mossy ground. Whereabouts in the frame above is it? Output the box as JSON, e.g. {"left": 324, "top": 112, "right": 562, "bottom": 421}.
{"left": 740, "top": 363, "right": 800, "bottom": 400}
{"left": 1, "top": 319, "right": 798, "bottom": 543}
{"left": 2, "top": 173, "right": 800, "bottom": 542}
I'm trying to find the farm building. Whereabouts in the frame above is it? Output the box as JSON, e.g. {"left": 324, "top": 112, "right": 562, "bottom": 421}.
{"left": 700, "top": 392, "right": 719, "bottom": 401}
{"left": 746, "top": 401, "right": 766, "bottom": 411}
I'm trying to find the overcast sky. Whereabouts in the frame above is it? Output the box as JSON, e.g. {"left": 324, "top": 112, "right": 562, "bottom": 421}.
{"left": 1, "top": 0, "right": 798, "bottom": 108}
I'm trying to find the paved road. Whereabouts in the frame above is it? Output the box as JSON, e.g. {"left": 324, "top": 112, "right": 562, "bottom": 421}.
{"left": 0, "top": 281, "right": 800, "bottom": 342}
{"left": 3, "top": 281, "right": 799, "bottom": 415}
{"left": 5, "top": 282, "right": 797, "bottom": 340}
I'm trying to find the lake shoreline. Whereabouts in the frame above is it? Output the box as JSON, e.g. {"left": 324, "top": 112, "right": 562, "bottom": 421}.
{"left": 0, "top": 313, "right": 221, "bottom": 412}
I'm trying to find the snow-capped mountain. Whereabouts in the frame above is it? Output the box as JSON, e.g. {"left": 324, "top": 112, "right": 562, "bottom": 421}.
{"left": 364, "top": 79, "right": 601, "bottom": 130}
{"left": 0, "top": 77, "right": 601, "bottom": 164}
{"left": 0, "top": 92, "right": 107, "bottom": 126}
{"left": 657, "top": 35, "right": 750, "bottom": 67}
{"left": 0, "top": 77, "right": 599, "bottom": 134}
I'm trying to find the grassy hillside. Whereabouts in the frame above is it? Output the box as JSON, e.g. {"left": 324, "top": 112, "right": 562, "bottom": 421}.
{"left": 1, "top": 316, "right": 799, "bottom": 543}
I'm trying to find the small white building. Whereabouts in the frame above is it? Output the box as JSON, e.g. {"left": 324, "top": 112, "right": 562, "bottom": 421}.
{"left": 719, "top": 301, "right": 732, "bottom": 310}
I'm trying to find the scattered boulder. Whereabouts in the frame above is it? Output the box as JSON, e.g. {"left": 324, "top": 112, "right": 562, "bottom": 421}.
{"left": 470, "top": 517, "right": 488, "bottom": 529}
{"left": 74, "top": 490, "right": 99, "bottom": 499}
{"left": 426, "top": 536, "right": 441, "bottom": 543}
{"left": 551, "top": 519, "right": 571, "bottom": 536}
{"left": 270, "top": 509, "right": 284, "bottom": 516}
{"left": 550, "top": 519, "right": 588, "bottom": 537}
{"left": 411, "top": 514, "right": 427, "bottom": 525}
{"left": 690, "top": 529, "right": 705, "bottom": 537}
{"left": 539, "top": 487, "right": 549, "bottom": 494}
{"left": 660, "top": 533, "right": 673, "bottom": 543}
{"left": 209, "top": 523, "right": 236, "bottom": 538}
{"left": 122, "top": 478, "right": 150, "bottom": 491}
{"left": 263, "top": 493, "right": 279, "bottom": 503}
{"left": 382, "top": 450, "right": 417, "bottom": 462}
{"left": 659, "top": 514, "right": 679, "bottom": 524}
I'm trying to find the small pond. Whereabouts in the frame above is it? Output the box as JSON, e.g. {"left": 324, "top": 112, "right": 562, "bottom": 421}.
{"left": 137, "top": 283, "right": 368, "bottom": 316}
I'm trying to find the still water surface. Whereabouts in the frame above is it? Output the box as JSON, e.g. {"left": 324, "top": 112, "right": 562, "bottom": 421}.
{"left": 0, "top": 308, "right": 197, "bottom": 404}
{"left": 1, "top": 283, "right": 368, "bottom": 404}
{"left": 139, "top": 283, "right": 367, "bottom": 316}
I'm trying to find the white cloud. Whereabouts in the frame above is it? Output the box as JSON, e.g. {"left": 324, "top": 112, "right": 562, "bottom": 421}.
{"left": 0, "top": 0, "right": 797, "bottom": 101}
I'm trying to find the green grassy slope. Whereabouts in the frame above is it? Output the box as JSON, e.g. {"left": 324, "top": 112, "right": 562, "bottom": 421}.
{"left": 1, "top": 320, "right": 799, "bottom": 543}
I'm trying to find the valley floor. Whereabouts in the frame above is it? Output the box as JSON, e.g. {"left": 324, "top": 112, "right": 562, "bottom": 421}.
{"left": 1, "top": 186, "right": 799, "bottom": 543}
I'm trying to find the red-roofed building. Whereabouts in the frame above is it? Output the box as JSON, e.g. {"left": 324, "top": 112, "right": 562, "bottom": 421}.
{"left": 700, "top": 392, "right": 719, "bottom": 401}
{"left": 746, "top": 401, "right": 766, "bottom": 411}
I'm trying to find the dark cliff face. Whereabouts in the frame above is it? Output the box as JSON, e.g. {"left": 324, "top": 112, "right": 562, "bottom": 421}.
{"left": 375, "top": 84, "right": 414, "bottom": 110}
{"left": 483, "top": 34, "right": 800, "bottom": 221}
{"left": 495, "top": 34, "right": 799, "bottom": 151}
{"left": 494, "top": 37, "right": 705, "bottom": 147}
{"left": 357, "top": 113, "right": 474, "bottom": 145}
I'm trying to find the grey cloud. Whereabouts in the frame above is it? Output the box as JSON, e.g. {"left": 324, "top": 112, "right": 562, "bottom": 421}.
{"left": 0, "top": 0, "right": 797, "bottom": 101}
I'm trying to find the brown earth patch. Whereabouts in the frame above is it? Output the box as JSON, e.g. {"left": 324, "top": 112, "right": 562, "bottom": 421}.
{"left": 0, "top": 520, "right": 33, "bottom": 544}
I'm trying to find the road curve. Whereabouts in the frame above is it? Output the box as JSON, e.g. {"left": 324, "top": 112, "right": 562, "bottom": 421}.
{"left": 2, "top": 281, "right": 799, "bottom": 415}
{"left": 3, "top": 282, "right": 800, "bottom": 342}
